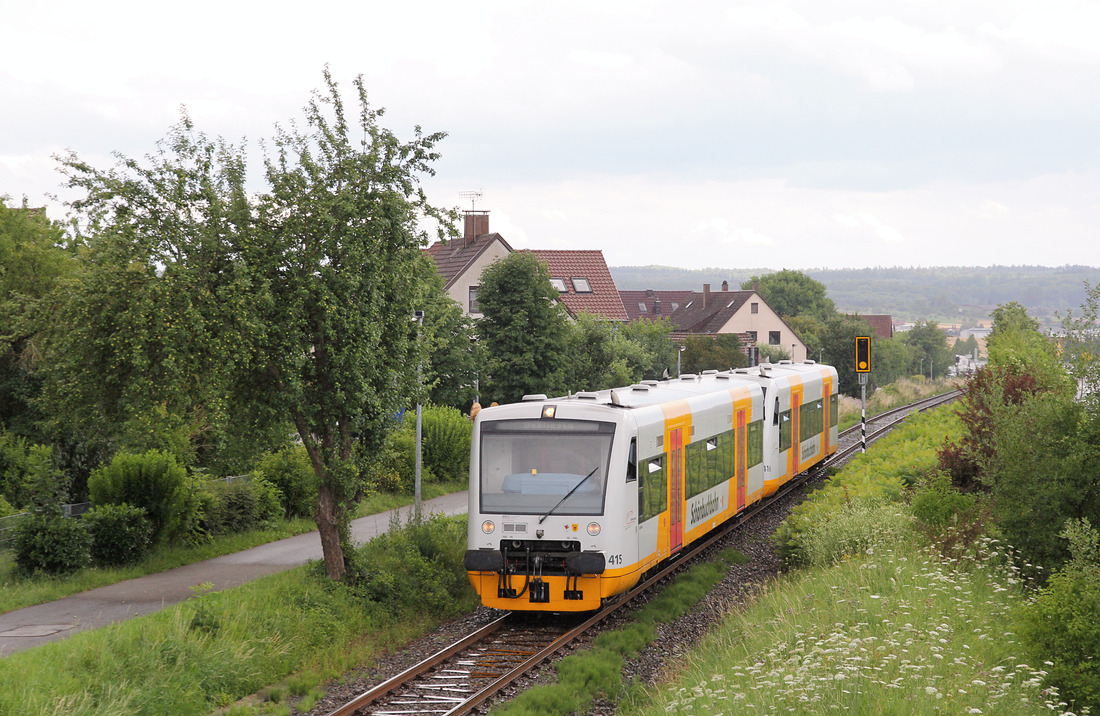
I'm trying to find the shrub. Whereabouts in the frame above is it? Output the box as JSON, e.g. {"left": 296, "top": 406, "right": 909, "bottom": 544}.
{"left": 417, "top": 405, "right": 472, "bottom": 483}
{"left": 0, "top": 432, "right": 66, "bottom": 509}
{"left": 88, "top": 450, "right": 189, "bottom": 544}
{"left": 204, "top": 477, "right": 282, "bottom": 535}
{"left": 1016, "top": 519, "right": 1100, "bottom": 712}
{"left": 255, "top": 445, "right": 316, "bottom": 519}
{"left": 789, "top": 498, "right": 913, "bottom": 568}
{"left": 83, "top": 503, "right": 153, "bottom": 566}
{"left": 13, "top": 510, "right": 91, "bottom": 576}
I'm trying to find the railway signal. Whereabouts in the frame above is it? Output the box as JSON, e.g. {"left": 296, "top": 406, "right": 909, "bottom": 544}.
{"left": 855, "top": 336, "right": 871, "bottom": 373}
{"left": 854, "top": 336, "right": 870, "bottom": 453}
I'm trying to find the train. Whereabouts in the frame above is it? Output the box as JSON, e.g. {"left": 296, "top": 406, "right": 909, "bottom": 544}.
{"left": 463, "top": 360, "right": 839, "bottom": 612}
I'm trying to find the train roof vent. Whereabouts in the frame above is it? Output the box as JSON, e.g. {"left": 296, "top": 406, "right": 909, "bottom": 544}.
{"left": 522, "top": 394, "right": 548, "bottom": 402}
{"left": 641, "top": 379, "right": 659, "bottom": 386}
{"left": 702, "top": 369, "right": 719, "bottom": 375}
{"left": 631, "top": 384, "right": 651, "bottom": 392}
{"left": 779, "top": 360, "right": 793, "bottom": 365}
{"left": 679, "top": 374, "right": 697, "bottom": 381}
{"left": 576, "top": 391, "right": 600, "bottom": 400}
{"left": 716, "top": 373, "right": 730, "bottom": 380}
{"left": 804, "top": 359, "right": 816, "bottom": 364}
{"left": 734, "top": 368, "right": 750, "bottom": 374}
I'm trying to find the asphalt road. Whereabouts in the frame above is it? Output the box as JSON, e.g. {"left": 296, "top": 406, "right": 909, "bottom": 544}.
{"left": 0, "top": 490, "right": 470, "bottom": 658}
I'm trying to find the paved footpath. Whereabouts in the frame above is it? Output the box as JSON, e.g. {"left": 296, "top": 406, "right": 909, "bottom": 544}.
{"left": 0, "top": 491, "right": 470, "bottom": 658}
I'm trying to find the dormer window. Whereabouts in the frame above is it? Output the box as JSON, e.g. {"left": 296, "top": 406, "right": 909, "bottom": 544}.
{"left": 571, "top": 277, "right": 592, "bottom": 293}
{"left": 637, "top": 302, "right": 648, "bottom": 312}
{"left": 549, "top": 278, "right": 568, "bottom": 293}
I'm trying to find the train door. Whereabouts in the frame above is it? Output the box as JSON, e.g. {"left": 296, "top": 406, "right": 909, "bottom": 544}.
{"left": 736, "top": 409, "right": 747, "bottom": 510}
{"left": 823, "top": 383, "right": 831, "bottom": 456}
{"left": 669, "top": 427, "right": 684, "bottom": 553}
{"left": 789, "top": 392, "right": 802, "bottom": 477}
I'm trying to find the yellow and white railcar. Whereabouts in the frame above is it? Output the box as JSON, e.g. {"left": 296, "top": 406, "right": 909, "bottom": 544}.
{"left": 464, "top": 361, "right": 839, "bottom": 612}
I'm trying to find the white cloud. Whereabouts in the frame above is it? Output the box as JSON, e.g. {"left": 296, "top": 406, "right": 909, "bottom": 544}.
{"left": 832, "top": 212, "right": 907, "bottom": 243}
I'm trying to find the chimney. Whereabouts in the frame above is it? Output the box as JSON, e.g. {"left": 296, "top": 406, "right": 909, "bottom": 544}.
{"left": 653, "top": 299, "right": 662, "bottom": 315}
{"left": 463, "top": 211, "right": 490, "bottom": 248}
{"left": 752, "top": 280, "right": 759, "bottom": 293}
{"left": 703, "top": 283, "right": 711, "bottom": 308}
{"left": 721, "top": 280, "right": 729, "bottom": 291}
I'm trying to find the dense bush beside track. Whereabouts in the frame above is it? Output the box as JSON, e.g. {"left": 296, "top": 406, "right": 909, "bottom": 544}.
{"left": 773, "top": 408, "right": 961, "bottom": 567}
{"left": 203, "top": 477, "right": 282, "bottom": 536}
{"left": 364, "top": 405, "right": 472, "bottom": 494}
{"left": 82, "top": 503, "right": 152, "bottom": 566}
{"left": 12, "top": 510, "right": 91, "bottom": 576}
{"left": 88, "top": 450, "right": 189, "bottom": 544}
{"left": 254, "top": 445, "right": 316, "bottom": 519}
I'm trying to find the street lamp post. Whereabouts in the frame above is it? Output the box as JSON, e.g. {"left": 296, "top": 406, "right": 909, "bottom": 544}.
{"left": 677, "top": 345, "right": 685, "bottom": 376}
{"left": 413, "top": 310, "right": 425, "bottom": 518}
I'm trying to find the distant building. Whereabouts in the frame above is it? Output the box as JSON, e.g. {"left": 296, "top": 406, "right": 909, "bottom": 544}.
{"left": 623, "top": 281, "right": 808, "bottom": 362}
{"left": 423, "top": 211, "right": 626, "bottom": 320}
{"left": 859, "top": 315, "right": 894, "bottom": 340}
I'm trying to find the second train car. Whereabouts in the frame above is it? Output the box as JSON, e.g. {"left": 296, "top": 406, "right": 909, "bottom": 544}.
{"left": 464, "top": 360, "right": 839, "bottom": 612}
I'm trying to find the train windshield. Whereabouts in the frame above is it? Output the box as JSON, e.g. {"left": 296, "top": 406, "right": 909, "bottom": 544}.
{"left": 479, "top": 418, "right": 615, "bottom": 516}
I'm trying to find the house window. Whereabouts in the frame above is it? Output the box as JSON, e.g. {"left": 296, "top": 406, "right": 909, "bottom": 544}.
{"left": 751, "top": 302, "right": 759, "bottom": 314}
{"left": 637, "top": 302, "right": 648, "bottom": 313}
{"left": 747, "top": 331, "right": 757, "bottom": 342}
{"left": 571, "top": 277, "right": 592, "bottom": 293}
{"left": 469, "top": 286, "right": 479, "bottom": 312}
{"left": 550, "top": 278, "right": 568, "bottom": 293}
{"left": 769, "top": 331, "right": 781, "bottom": 345}
{"left": 671, "top": 302, "right": 679, "bottom": 311}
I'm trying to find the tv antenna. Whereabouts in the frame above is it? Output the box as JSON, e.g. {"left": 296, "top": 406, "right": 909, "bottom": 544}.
{"left": 458, "top": 190, "right": 483, "bottom": 211}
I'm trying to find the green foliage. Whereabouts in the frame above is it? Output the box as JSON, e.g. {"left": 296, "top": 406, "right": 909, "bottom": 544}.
{"left": 900, "top": 320, "right": 954, "bottom": 379}
{"left": 13, "top": 511, "right": 91, "bottom": 576}
{"left": 742, "top": 269, "right": 835, "bottom": 321}
{"left": 682, "top": 333, "right": 747, "bottom": 374}
{"left": 340, "top": 514, "right": 474, "bottom": 616}
{"left": 0, "top": 430, "right": 67, "bottom": 508}
{"left": 88, "top": 450, "right": 189, "bottom": 544}
{"left": 985, "top": 301, "right": 1068, "bottom": 392}
{"left": 82, "top": 503, "right": 153, "bottom": 566}
{"left": 415, "top": 405, "right": 472, "bottom": 483}
{"left": 982, "top": 390, "right": 1100, "bottom": 574}
{"left": 477, "top": 251, "right": 570, "bottom": 403}
{"left": 774, "top": 409, "right": 960, "bottom": 566}
{"left": 255, "top": 445, "right": 317, "bottom": 519}
{"left": 910, "top": 472, "right": 978, "bottom": 528}
{"left": 1016, "top": 518, "right": 1100, "bottom": 712}
{"left": 204, "top": 478, "right": 282, "bottom": 536}
{"left": 1059, "top": 280, "right": 1100, "bottom": 405}
{"left": 418, "top": 265, "right": 482, "bottom": 411}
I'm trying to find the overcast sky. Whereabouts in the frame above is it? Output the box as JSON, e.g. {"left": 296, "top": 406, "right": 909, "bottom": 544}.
{"left": 3, "top": 0, "right": 1098, "bottom": 270}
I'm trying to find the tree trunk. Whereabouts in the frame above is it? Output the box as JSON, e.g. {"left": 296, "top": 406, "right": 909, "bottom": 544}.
{"left": 315, "top": 481, "right": 346, "bottom": 581}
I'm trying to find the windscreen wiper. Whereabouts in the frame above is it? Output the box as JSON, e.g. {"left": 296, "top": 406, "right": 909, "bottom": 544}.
{"left": 539, "top": 466, "right": 599, "bottom": 525}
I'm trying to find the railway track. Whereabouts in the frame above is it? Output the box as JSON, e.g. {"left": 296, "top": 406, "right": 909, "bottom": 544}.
{"left": 324, "top": 389, "right": 961, "bottom": 716}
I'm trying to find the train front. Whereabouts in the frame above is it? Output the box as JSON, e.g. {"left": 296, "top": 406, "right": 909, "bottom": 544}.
{"left": 464, "top": 398, "right": 631, "bottom": 612}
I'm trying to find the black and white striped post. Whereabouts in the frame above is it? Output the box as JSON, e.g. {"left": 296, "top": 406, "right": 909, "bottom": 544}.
{"left": 855, "top": 336, "right": 871, "bottom": 454}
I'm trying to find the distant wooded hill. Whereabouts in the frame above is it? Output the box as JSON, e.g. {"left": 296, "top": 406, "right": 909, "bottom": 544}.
{"left": 610, "top": 265, "right": 1100, "bottom": 326}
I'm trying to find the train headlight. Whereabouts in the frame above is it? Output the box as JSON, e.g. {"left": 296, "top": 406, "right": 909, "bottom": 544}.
{"left": 481, "top": 520, "right": 496, "bottom": 535}
{"left": 587, "top": 522, "right": 601, "bottom": 536}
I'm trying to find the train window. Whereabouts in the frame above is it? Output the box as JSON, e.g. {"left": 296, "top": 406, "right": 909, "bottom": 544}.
{"left": 714, "top": 433, "right": 731, "bottom": 489}
{"left": 640, "top": 456, "right": 666, "bottom": 523}
{"left": 800, "top": 401, "right": 823, "bottom": 441}
{"left": 626, "top": 438, "right": 637, "bottom": 483}
{"left": 831, "top": 394, "right": 839, "bottom": 425}
{"left": 779, "top": 411, "right": 792, "bottom": 452}
{"left": 747, "top": 421, "right": 764, "bottom": 468}
{"left": 686, "top": 441, "right": 707, "bottom": 499}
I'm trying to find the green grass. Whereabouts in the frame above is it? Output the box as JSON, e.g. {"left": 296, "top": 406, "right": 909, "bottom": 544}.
{"left": 0, "top": 479, "right": 466, "bottom": 615}
{"left": 837, "top": 377, "right": 958, "bottom": 432}
{"left": 619, "top": 537, "right": 1077, "bottom": 715}
{"left": 0, "top": 513, "right": 479, "bottom": 716}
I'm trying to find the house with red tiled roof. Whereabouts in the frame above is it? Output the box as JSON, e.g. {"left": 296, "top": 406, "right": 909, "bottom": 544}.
{"left": 859, "top": 314, "right": 894, "bottom": 340}
{"left": 619, "top": 289, "right": 696, "bottom": 323}
{"left": 423, "top": 211, "right": 512, "bottom": 316}
{"left": 648, "top": 282, "right": 808, "bottom": 362}
{"left": 423, "top": 211, "right": 627, "bottom": 321}
{"left": 526, "top": 249, "right": 628, "bottom": 321}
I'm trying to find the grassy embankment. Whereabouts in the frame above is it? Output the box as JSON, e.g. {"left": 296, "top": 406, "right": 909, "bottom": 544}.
{"left": 836, "top": 376, "right": 957, "bottom": 432}
{"left": 0, "top": 512, "right": 478, "bottom": 716}
{"left": 0, "top": 479, "right": 466, "bottom": 615}
{"left": 491, "top": 403, "right": 1078, "bottom": 716}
